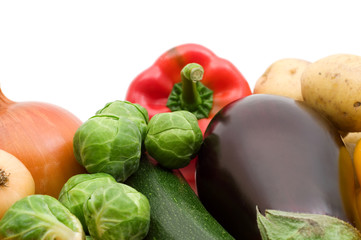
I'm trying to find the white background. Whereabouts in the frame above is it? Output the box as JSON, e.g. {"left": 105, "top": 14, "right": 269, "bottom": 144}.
{"left": 1, "top": 1, "right": 361, "bottom": 122}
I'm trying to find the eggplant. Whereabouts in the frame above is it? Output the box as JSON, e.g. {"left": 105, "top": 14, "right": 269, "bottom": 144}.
{"left": 196, "top": 94, "right": 359, "bottom": 239}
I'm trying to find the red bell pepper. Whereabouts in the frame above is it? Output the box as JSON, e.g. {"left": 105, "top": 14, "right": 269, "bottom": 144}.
{"left": 126, "top": 43, "right": 252, "bottom": 191}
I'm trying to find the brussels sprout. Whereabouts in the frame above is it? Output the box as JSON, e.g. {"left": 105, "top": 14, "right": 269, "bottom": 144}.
{"left": 144, "top": 111, "right": 203, "bottom": 169}
{"left": 0, "top": 195, "right": 85, "bottom": 240}
{"left": 74, "top": 115, "right": 142, "bottom": 182}
{"left": 84, "top": 183, "right": 150, "bottom": 240}
{"left": 96, "top": 100, "right": 149, "bottom": 141}
{"left": 58, "top": 173, "right": 117, "bottom": 234}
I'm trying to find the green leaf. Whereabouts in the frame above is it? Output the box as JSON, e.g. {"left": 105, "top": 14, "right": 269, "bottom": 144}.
{"left": 144, "top": 111, "right": 203, "bottom": 169}
{"left": 96, "top": 100, "right": 149, "bottom": 141}
{"left": 0, "top": 195, "right": 85, "bottom": 240}
{"left": 167, "top": 82, "right": 213, "bottom": 119}
{"left": 84, "top": 183, "right": 150, "bottom": 240}
{"left": 257, "top": 207, "right": 361, "bottom": 240}
{"left": 73, "top": 115, "right": 142, "bottom": 182}
{"left": 58, "top": 173, "right": 117, "bottom": 234}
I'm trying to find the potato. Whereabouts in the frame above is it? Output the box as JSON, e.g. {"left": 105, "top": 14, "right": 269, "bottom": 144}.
{"left": 301, "top": 54, "right": 361, "bottom": 132}
{"left": 254, "top": 58, "right": 311, "bottom": 100}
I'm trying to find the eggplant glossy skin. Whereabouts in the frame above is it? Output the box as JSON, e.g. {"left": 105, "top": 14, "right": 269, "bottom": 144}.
{"left": 196, "top": 94, "right": 357, "bottom": 240}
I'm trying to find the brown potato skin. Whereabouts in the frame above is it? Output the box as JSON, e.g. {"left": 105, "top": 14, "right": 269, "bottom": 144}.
{"left": 301, "top": 54, "right": 361, "bottom": 132}
{"left": 254, "top": 58, "right": 310, "bottom": 100}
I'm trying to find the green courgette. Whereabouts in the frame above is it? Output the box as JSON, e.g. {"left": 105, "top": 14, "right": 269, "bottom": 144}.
{"left": 125, "top": 154, "right": 234, "bottom": 240}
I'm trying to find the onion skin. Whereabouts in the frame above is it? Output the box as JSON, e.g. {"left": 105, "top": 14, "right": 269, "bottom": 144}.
{"left": 0, "top": 88, "right": 86, "bottom": 198}
{"left": 0, "top": 149, "right": 35, "bottom": 219}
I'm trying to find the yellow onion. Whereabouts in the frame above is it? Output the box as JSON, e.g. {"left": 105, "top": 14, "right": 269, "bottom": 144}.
{"left": 0, "top": 149, "right": 35, "bottom": 219}
{"left": 0, "top": 87, "right": 86, "bottom": 198}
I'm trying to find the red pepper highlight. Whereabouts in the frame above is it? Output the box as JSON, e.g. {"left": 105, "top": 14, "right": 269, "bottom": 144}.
{"left": 126, "top": 43, "right": 252, "bottom": 191}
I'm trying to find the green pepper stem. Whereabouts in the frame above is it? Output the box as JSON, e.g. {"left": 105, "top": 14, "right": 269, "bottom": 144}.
{"left": 181, "top": 63, "right": 204, "bottom": 111}
{"left": 167, "top": 62, "right": 213, "bottom": 119}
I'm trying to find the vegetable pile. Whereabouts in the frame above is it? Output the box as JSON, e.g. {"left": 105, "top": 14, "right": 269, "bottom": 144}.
{"left": 1, "top": 44, "right": 361, "bottom": 240}
{"left": 126, "top": 44, "right": 252, "bottom": 191}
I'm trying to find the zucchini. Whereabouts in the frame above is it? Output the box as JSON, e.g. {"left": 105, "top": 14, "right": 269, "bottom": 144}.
{"left": 125, "top": 154, "right": 234, "bottom": 240}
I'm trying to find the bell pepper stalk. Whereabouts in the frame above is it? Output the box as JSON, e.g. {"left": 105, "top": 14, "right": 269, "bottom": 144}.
{"left": 125, "top": 43, "right": 252, "bottom": 191}
{"left": 167, "top": 62, "right": 213, "bottom": 119}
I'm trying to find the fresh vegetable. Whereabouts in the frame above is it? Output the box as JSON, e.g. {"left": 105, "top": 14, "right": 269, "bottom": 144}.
{"left": 301, "top": 54, "right": 361, "bottom": 132}
{"left": 58, "top": 173, "right": 117, "bottom": 234}
{"left": 0, "top": 149, "right": 35, "bottom": 219}
{"left": 342, "top": 132, "right": 361, "bottom": 159}
{"left": 353, "top": 139, "right": 361, "bottom": 188}
{"left": 357, "top": 189, "right": 361, "bottom": 226}
{"left": 166, "top": 62, "right": 213, "bottom": 119}
{"left": 125, "top": 43, "right": 252, "bottom": 189}
{"left": 0, "top": 87, "right": 86, "bottom": 197}
{"left": 125, "top": 154, "right": 235, "bottom": 240}
{"left": 344, "top": 132, "right": 361, "bottom": 146}
{"left": 84, "top": 182, "right": 150, "bottom": 240}
{"left": 0, "top": 194, "right": 85, "bottom": 240}
{"left": 73, "top": 114, "right": 142, "bottom": 182}
{"left": 196, "top": 94, "right": 358, "bottom": 239}
{"left": 145, "top": 111, "right": 203, "bottom": 169}
{"left": 96, "top": 100, "right": 149, "bottom": 142}
{"left": 257, "top": 208, "right": 361, "bottom": 240}
{"left": 125, "top": 43, "right": 251, "bottom": 134}
{"left": 254, "top": 58, "right": 310, "bottom": 100}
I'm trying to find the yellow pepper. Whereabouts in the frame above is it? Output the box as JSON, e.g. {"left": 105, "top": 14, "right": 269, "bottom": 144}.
{"left": 352, "top": 139, "right": 361, "bottom": 229}
{"left": 354, "top": 139, "right": 361, "bottom": 186}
